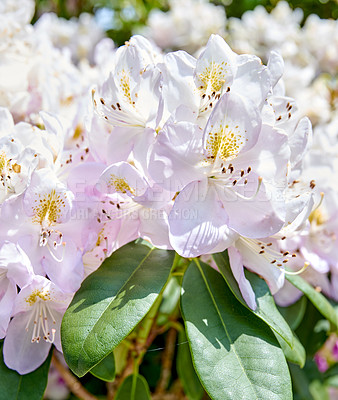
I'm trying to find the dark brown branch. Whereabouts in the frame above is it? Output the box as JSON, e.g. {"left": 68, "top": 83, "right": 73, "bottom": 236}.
{"left": 52, "top": 352, "right": 99, "bottom": 400}
{"left": 155, "top": 328, "right": 177, "bottom": 394}
{"left": 106, "top": 380, "right": 119, "bottom": 400}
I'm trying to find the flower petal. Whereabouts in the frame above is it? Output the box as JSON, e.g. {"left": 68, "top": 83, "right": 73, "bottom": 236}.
{"left": 99, "top": 161, "right": 148, "bottom": 197}
{"left": 3, "top": 312, "right": 51, "bottom": 374}
{"left": 168, "top": 179, "right": 233, "bottom": 257}
{"left": 0, "top": 280, "right": 16, "bottom": 338}
{"left": 148, "top": 120, "right": 205, "bottom": 192}
{"left": 195, "top": 34, "right": 237, "bottom": 93}
{"left": 203, "top": 92, "right": 261, "bottom": 162}
{"left": 228, "top": 246, "right": 257, "bottom": 310}
{"left": 42, "top": 239, "right": 84, "bottom": 293}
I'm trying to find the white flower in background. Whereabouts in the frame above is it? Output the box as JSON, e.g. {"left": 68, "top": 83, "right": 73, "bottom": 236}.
{"left": 0, "top": 108, "right": 38, "bottom": 203}
{"left": 0, "top": 0, "right": 35, "bottom": 40}
{"left": 287, "top": 74, "right": 336, "bottom": 126}
{"left": 302, "top": 14, "right": 338, "bottom": 75}
{"left": 35, "top": 12, "right": 105, "bottom": 64}
{"left": 228, "top": 2, "right": 304, "bottom": 62}
{"left": 140, "top": 0, "right": 226, "bottom": 53}
{"left": 0, "top": 34, "right": 83, "bottom": 123}
{"left": 0, "top": 14, "right": 97, "bottom": 129}
{"left": 227, "top": 1, "right": 337, "bottom": 131}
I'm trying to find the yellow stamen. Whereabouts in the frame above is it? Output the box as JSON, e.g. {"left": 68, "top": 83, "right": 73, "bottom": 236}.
{"left": 109, "top": 175, "right": 135, "bottom": 195}
{"left": 32, "top": 189, "right": 68, "bottom": 225}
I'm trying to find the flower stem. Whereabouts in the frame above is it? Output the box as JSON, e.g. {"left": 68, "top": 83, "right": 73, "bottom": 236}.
{"left": 155, "top": 327, "right": 177, "bottom": 394}
{"left": 52, "top": 352, "right": 99, "bottom": 400}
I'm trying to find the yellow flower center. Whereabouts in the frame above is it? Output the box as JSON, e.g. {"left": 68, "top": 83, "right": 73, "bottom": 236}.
{"left": 32, "top": 189, "right": 68, "bottom": 226}
{"left": 0, "top": 151, "right": 10, "bottom": 176}
{"left": 198, "top": 61, "right": 228, "bottom": 94}
{"left": 109, "top": 175, "right": 135, "bottom": 195}
{"left": 309, "top": 208, "right": 327, "bottom": 226}
{"left": 25, "top": 289, "right": 51, "bottom": 306}
{"left": 206, "top": 124, "right": 244, "bottom": 162}
{"left": 118, "top": 69, "right": 134, "bottom": 106}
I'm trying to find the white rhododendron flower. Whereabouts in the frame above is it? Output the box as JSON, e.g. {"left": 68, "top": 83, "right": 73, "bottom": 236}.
{"left": 0, "top": 241, "right": 33, "bottom": 338}
{"left": 3, "top": 275, "right": 72, "bottom": 374}
{"left": 228, "top": 2, "right": 304, "bottom": 62}
{"left": 35, "top": 12, "right": 105, "bottom": 64}
{"left": 140, "top": 0, "right": 226, "bottom": 53}
{"left": 0, "top": 0, "right": 35, "bottom": 39}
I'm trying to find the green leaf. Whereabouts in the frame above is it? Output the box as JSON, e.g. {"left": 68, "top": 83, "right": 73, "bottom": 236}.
{"left": 90, "top": 351, "right": 115, "bottom": 382}
{"left": 181, "top": 260, "right": 292, "bottom": 400}
{"left": 278, "top": 296, "right": 307, "bottom": 331}
{"left": 113, "top": 342, "right": 129, "bottom": 376}
{"left": 115, "top": 374, "right": 151, "bottom": 400}
{"left": 295, "top": 302, "right": 328, "bottom": 357}
{"left": 176, "top": 330, "right": 204, "bottom": 400}
{"left": 213, "top": 251, "right": 294, "bottom": 347}
{"left": 275, "top": 332, "right": 306, "bottom": 367}
{"left": 325, "top": 374, "right": 338, "bottom": 388}
{"left": 286, "top": 275, "right": 338, "bottom": 328}
{"left": 61, "top": 242, "right": 174, "bottom": 376}
{"left": 0, "top": 341, "right": 52, "bottom": 400}
{"left": 309, "top": 380, "right": 330, "bottom": 400}
{"left": 324, "top": 364, "right": 338, "bottom": 387}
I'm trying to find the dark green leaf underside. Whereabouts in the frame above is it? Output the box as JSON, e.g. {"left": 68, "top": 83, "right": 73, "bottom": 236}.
{"left": 115, "top": 374, "right": 151, "bottom": 400}
{"left": 90, "top": 351, "right": 116, "bottom": 382}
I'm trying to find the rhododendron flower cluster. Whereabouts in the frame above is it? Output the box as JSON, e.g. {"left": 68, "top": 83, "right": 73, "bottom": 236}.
{"left": 0, "top": 1, "right": 337, "bottom": 389}
{"left": 223, "top": 2, "right": 338, "bottom": 309}
{"left": 143, "top": 0, "right": 338, "bottom": 308}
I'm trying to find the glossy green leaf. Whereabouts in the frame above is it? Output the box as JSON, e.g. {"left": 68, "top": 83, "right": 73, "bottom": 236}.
{"left": 115, "top": 374, "right": 151, "bottom": 400}
{"left": 213, "top": 251, "right": 294, "bottom": 347}
{"left": 278, "top": 296, "right": 307, "bottom": 331}
{"left": 181, "top": 260, "right": 292, "bottom": 400}
{"left": 275, "top": 332, "right": 306, "bottom": 367}
{"left": 176, "top": 330, "right": 204, "bottom": 400}
{"left": 61, "top": 242, "right": 174, "bottom": 376}
{"left": 286, "top": 275, "right": 338, "bottom": 328}
{"left": 0, "top": 341, "right": 51, "bottom": 400}
{"left": 90, "top": 351, "right": 115, "bottom": 382}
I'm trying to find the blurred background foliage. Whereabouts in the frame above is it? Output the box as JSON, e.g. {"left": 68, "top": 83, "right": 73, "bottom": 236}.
{"left": 33, "top": 0, "right": 338, "bottom": 46}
